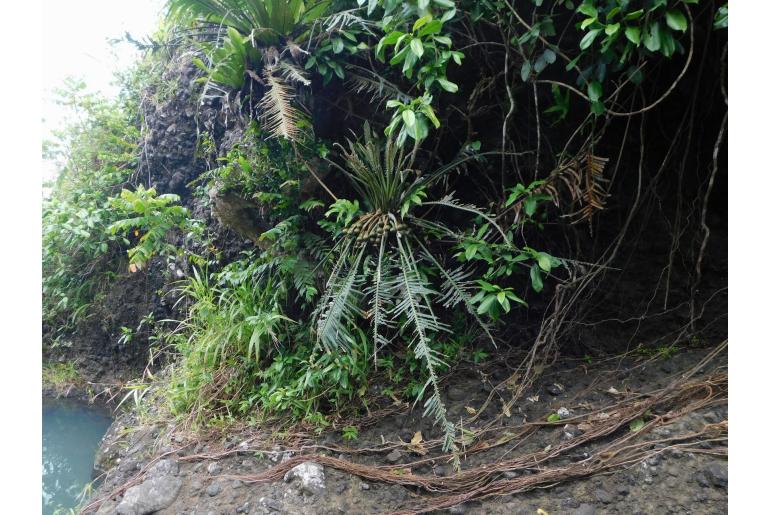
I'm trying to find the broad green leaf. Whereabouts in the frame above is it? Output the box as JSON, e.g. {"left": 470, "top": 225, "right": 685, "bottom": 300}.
{"left": 660, "top": 27, "right": 676, "bottom": 57}
{"left": 440, "top": 8, "right": 457, "bottom": 23}
{"left": 521, "top": 60, "right": 532, "bottom": 81}
{"left": 547, "top": 413, "right": 561, "bottom": 422}
{"left": 530, "top": 265, "right": 544, "bottom": 292}
{"left": 605, "top": 23, "right": 620, "bottom": 36}
{"left": 644, "top": 22, "right": 662, "bottom": 52}
{"left": 524, "top": 196, "right": 538, "bottom": 216}
{"left": 588, "top": 80, "right": 603, "bottom": 102}
{"left": 580, "top": 29, "right": 602, "bottom": 50}
{"left": 537, "top": 254, "right": 552, "bottom": 272}
{"left": 580, "top": 17, "right": 596, "bottom": 30}
{"left": 507, "top": 291, "right": 528, "bottom": 307}
{"left": 477, "top": 295, "right": 497, "bottom": 315}
{"left": 413, "top": 14, "right": 432, "bottom": 32}
{"left": 410, "top": 38, "right": 425, "bottom": 58}
{"left": 418, "top": 20, "right": 443, "bottom": 37}
{"left": 413, "top": 117, "right": 429, "bottom": 140}
{"left": 437, "top": 78, "right": 458, "bottom": 93}
{"left": 420, "top": 103, "right": 441, "bottom": 127}
{"left": 577, "top": 3, "right": 598, "bottom": 18}
{"left": 629, "top": 418, "right": 645, "bottom": 432}
{"left": 402, "top": 109, "right": 416, "bottom": 127}
{"left": 665, "top": 10, "right": 688, "bottom": 32}
{"left": 625, "top": 26, "right": 641, "bottom": 45}
{"left": 606, "top": 7, "right": 621, "bottom": 21}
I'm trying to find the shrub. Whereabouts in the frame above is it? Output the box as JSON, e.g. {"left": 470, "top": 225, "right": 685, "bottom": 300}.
{"left": 108, "top": 185, "right": 201, "bottom": 272}
{"left": 42, "top": 81, "right": 140, "bottom": 331}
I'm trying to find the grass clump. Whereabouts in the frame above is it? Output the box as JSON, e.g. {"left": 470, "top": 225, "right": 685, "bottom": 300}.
{"left": 42, "top": 362, "right": 83, "bottom": 397}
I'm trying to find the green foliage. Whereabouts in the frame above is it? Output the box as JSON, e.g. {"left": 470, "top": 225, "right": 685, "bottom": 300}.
{"left": 713, "top": 3, "right": 727, "bottom": 30}
{"left": 169, "top": 0, "right": 331, "bottom": 139}
{"left": 368, "top": 1, "right": 462, "bottom": 144}
{"left": 572, "top": 0, "right": 697, "bottom": 112}
{"left": 455, "top": 204, "right": 562, "bottom": 320}
{"left": 201, "top": 122, "right": 326, "bottom": 204}
{"left": 384, "top": 93, "right": 440, "bottom": 145}
{"left": 342, "top": 425, "right": 360, "bottom": 440}
{"left": 375, "top": 11, "right": 462, "bottom": 92}
{"left": 314, "top": 125, "right": 513, "bottom": 450}
{"left": 42, "top": 80, "right": 140, "bottom": 331}
{"left": 108, "top": 186, "right": 200, "bottom": 271}
{"left": 42, "top": 362, "right": 83, "bottom": 395}
{"left": 42, "top": 0, "right": 724, "bottom": 452}
{"left": 167, "top": 255, "right": 370, "bottom": 422}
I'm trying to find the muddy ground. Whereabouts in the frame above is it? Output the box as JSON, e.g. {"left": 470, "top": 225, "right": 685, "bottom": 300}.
{"left": 84, "top": 345, "right": 727, "bottom": 515}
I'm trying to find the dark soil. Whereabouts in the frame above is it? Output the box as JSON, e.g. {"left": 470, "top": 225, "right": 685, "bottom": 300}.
{"left": 86, "top": 346, "right": 727, "bottom": 515}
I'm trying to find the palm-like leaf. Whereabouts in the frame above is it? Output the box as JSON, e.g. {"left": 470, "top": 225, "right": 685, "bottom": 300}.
{"left": 259, "top": 67, "right": 303, "bottom": 140}
{"left": 315, "top": 244, "right": 363, "bottom": 352}
{"left": 167, "top": 0, "right": 329, "bottom": 37}
{"left": 312, "top": 129, "right": 509, "bottom": 451}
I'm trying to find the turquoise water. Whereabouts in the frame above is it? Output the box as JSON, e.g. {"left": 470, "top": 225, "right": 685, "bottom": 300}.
{"left": 42, "top": 398, "right": 113, "bottom": 514}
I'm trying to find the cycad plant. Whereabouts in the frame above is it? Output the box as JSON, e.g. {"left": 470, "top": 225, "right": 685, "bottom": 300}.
{"left": 167, "top": 0, "right": 330, "bottom": 139}
{"left": 314, "top": 125, "right": 504, "bottom": 451}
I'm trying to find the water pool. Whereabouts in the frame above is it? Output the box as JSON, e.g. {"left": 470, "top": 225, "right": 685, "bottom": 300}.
{"left": 42, "top": 397, "right": 113, "bottom": 514}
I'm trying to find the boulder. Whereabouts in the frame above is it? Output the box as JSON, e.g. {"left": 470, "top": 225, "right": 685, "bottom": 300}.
{"left": 283, "top": 461, "right": 326, "bottom": 495}
{"left": 115, "top": 476, "right": 182, "bottom": 515}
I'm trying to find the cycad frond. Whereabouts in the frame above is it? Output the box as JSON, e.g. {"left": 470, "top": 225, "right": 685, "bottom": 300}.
{"left": 423, "top": 194, "right": 511, "bottom": 246}
{"left": 259, "top": 67, "right": 302, "bottom": 140}
{"left": 277, "top": 61, "right": 312, "bottom": 86}
{"left": 345, "top": 65, "right": 412, "bottom": 105}
{"left": 316, "top": 246, "right": 364, "bottom": 352}
{"left": 365, "top": 237, "right": 397, "bottom": 359}
{"left": 417, "top": 242, "right": 497, "bottom": 347}
{"left": 393, "top": 238, "right": 455, "bottom": 451}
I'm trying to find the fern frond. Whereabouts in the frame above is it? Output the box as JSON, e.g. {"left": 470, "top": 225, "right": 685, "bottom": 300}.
{"left": 259, "top": 67, "right": 302, "bottom": 140}
{"left": 513, "top": 151, "right": 610, "bottom": 228}
{"left": 561, "top": 152, "right": 610, "bottom": 227}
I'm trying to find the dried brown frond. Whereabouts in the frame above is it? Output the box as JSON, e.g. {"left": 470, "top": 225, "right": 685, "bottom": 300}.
{"left": 277, "top": 61, "right": 311, "bottom": 86}
{"left": 509, "top": 151, "right": 610, "bottom": 230}
{"left": 560, "top": 152, "right": 610, "bottom": 227}
{"left": 258, "top": 67, "right": 302, "bottom": 140}
{"left": 285, "top": 39, "right": 307, "bottom": 62}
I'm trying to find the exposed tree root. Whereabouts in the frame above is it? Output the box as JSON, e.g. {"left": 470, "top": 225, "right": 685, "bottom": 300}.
{"left": 227, "top": 346, "right": 726, "bottom": 514}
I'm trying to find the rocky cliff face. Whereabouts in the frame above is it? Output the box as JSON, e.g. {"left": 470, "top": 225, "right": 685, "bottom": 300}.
{"left": 43, "top": 57, "right": 262, "bottom": 390}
